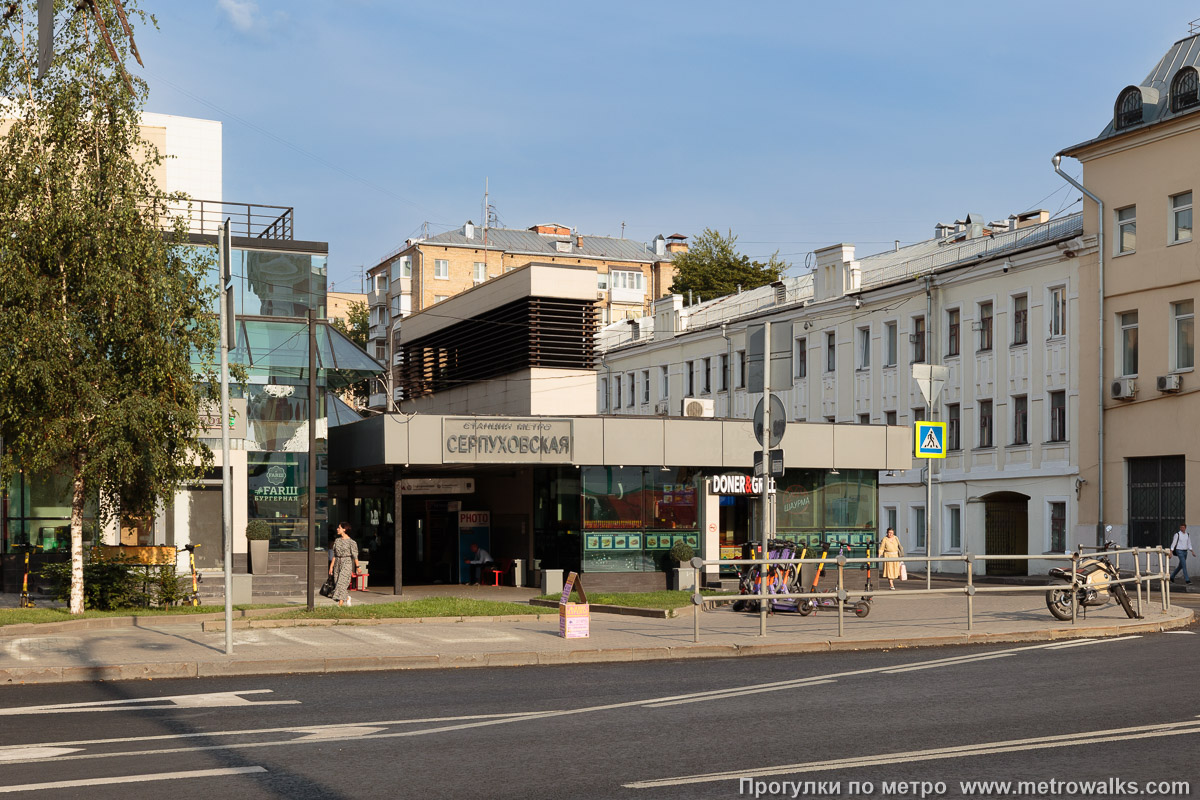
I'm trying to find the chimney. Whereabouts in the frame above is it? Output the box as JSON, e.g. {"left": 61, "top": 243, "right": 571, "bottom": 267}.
{"left": 665, "top": 233, "right": 689, "bottom": 254}
{"left": 576, "top": 234, "right": 583, "bottom": 248}
{"left": 464, "top": 220, "right": 475, "bottom": 240}
{"left": 654, "top": 235, "right": 666, "bottom": 257}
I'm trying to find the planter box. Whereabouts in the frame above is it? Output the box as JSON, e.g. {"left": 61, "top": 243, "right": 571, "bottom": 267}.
{"left": 673, "top": 567, "right": 697, "bottom": 592}
{"left": 249, "top": 539, "right": 269, "bottom": 574}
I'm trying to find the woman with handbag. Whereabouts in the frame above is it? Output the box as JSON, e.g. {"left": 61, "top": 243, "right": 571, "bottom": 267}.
{"left": 328, "top": 522, "right": 360, "bottom": 607}
{"left": 879, "top": 527, "right": 904, "bottom": 590}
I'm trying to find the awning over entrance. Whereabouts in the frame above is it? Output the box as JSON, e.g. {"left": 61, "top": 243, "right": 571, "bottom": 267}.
{"left": 331, "top": 414, "right": 914, "bottom": 472}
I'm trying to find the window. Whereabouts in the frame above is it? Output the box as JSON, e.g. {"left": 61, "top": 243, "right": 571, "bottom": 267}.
{"left": 391, "top": 255, "right": 411, "bottom": 281}
{"left": 1049, "top": 287, "right": 1067, "bottom": 338}
{"left": 434, "top": 294, "right": 448, "bottom": 303}
{"left": 735, "top": 350, "right": 746, "bottom": 388}
{"left": 884, "top": 507, "right": 897, "bottom": 536}
{"left": 627, "top": 373, "right": 636, "bottom": 407}
{"left": 1116, "top": 87, "right": 1142, "bottom": 129}
{"left": 912, "top": 507, "right": 926, "bottom": 551}
{"left": 641, "top": 370, "right": 650, "bottom": 404}
{"left": 613, "top": 375, "right": 622, "bottom": 409}
{"left": 375, "top": 342, "right": 386, "bottom": 361}
{"left": 1117, "top": 206, "right": 1136, "bottom": 254}
{"left": 912, "top": 407, "right": 925, "bottom": 423}
{"left": 1049, "top": 502, "right": 1068, "bottom": 552}
{"left": 1013, "top": 395, "right": 1028, "bottom": 445}
{"left": 702, "top": 358, "right": 712, "bottom": 394}
{"left": 597, "top": 273, "right": 609, "bottom": 290}
{"left": 659, "top": 365, "right": 669, "bottom": 399}
{"left": 473, "top": 262, "right": 487, "bottom": 283}
{"left": 1119, "top": 311, "right": 1138, "bottom": 376}
{"left": 885, "top": 410, "right": 897, "bottom": 426}
{"left": 1171, "top": 192, "right": 1193, "bottom": 244}
{"left": 610, "top": 270, "right": 644, "bottom": 291}
{"left": 947, "top": 403, "right": 960, "bottom": 450}
{"left": 947, "top": 506, "right": 962, "bottom": 551}
{"left": 825, "top": 332, "right": 836, "bottom": 373}
{"left": 884, "top": 322, "right": 897, "bottom": 366}
{"left": 978, "top": 302, "right": 993, "bottom": 351}
{"left": 1049, "top": 390, "right": 1067, "bottom": 442}
{"left": 911, "top": 316, "right": 926, "bottom": 363}
{"left": 858, "top": 327, "right": 870, "bottom": 369}
{"left": 947, "top": 309, "right": 960, "bottom": 356}
{"left": 1012, "top": 295, "right": 1028, "bottom": 345}
{"left": 720, "top": 354, "right": 729, "bottom": 392}
{"left": 979, "top": 399, "right": 993, "bottom": 447}
{"left": 1171, "top": 67, "right": 1199, "bottom": 112}
{"left": 600, "top": 378, "right": 609, "bottom": 411}
{"left": 685, "top": 361, "right": 694, "bottom": 396}
{"left": 434, "top": 259, "right": 449, "bottom": 279}
{"left": 794, "top": 337, "right": 808, "bottom": 378}
{"left": 858, "top": 413, "right": 870, "bottom": 425}
{"left": 1174, "top": 300, "right": 1195, "bottom": 370}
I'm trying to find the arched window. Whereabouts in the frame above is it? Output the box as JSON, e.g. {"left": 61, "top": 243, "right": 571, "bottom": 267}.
{"left": 1116, "top": 87, "right": 1143, "bottom": 129}
{"left": 1171, "top": 67, "right": 1199, "bottom": 112}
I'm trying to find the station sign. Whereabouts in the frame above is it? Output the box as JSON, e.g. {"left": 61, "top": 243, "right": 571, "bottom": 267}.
{"left": 443, "top": 417, "right": 573, "bottom": 463}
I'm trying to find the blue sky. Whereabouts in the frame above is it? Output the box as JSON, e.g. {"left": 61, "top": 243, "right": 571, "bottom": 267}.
{"left": 138, "top": 1, "right": 1200, "bottom": 292}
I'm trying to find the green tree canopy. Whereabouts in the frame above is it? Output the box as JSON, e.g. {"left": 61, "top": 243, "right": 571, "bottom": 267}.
{"left": 330, "top": 300, "right": 369, "bottom": 350}
{"left": 0, "top": 1, "right": 219, "bottom": 613}
{"left": 668, "top": 228, "right": 787, "bottom": 300}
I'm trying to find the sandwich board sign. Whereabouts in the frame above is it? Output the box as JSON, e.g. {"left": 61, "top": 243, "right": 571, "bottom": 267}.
{"left": 559, "top": 571, "right": 590, "bottom": 639}
{"left": 914, "top": 421, "right": 947, "bottom": 458}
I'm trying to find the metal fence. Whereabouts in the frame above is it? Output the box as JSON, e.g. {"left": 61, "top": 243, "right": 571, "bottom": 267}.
{"left": 687, "top": 546, "right": 1172, "bottom": 643}
{"left": 161, "top": 199, "right": 295, "bottom": 240}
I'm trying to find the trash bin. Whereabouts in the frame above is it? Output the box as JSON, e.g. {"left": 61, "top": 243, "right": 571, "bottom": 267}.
{"left": 511, "top": 559, "right": 525, "bottom": 588}
{"left": 541, "top": 568, "right": 563, "bottom": 597}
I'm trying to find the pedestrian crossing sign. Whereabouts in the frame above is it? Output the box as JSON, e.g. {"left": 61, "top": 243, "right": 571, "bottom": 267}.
{"left": 914, "top": 421, "right": 947, "bottom": 458}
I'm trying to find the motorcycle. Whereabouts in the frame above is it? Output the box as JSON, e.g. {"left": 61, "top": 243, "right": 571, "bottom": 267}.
{"left": 1045, "top": 541, "right": 1141, "bottom": 620}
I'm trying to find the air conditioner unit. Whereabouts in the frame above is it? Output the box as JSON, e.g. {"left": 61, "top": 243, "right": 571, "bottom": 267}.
{"left": 597, "top": 291, "right": 607, "bottom": 299}
{"left": 1111, "top": 378, "right": 1136, "bottom": 401}
{"left": 654, "top": 399, "right": 670, "bottom": 415}
{"left": 681, "top": 397, "right": 715, "bottom": 418}
{"left": 1157, "top": 374, "right": 1182, "bottom": 393}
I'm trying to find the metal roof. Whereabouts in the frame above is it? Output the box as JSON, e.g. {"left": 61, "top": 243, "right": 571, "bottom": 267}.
{"left": 1062, "top": 34, "right": 1200, "bottom": 153}
{"left": 415, "top": 225, "right": 672, "bottom": 263}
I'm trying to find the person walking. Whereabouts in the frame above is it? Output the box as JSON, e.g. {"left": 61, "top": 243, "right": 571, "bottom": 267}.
{"left": 1169, "top": 524, "right": 1195, "bottom": 585}
{"left": 328, "top": 522, "right": 360, "bottom": 606}
{"left": 879, "top": 527, "right": 904, "bottom": 590}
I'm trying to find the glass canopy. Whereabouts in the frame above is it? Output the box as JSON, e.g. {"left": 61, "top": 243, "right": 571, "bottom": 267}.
{"left": 232, "top": 319, "right": 385, "bottom": 389}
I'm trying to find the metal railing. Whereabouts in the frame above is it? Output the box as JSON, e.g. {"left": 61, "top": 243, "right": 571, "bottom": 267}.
{"left": 687, "top": 546, "right": 1172, "bottom": 643}
{"left": 161, "top": 199, "right": 295, "bottom": 240}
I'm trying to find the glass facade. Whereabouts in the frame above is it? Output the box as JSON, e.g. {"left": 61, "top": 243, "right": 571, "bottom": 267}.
{"left": 4, "top": 471, "right": 97, "bottom": 553}
{"left": 581, "top": 467, "right": 699, "bottom": 572}
{"left": 774, "top": 469, "right": 878, "bottom": 557}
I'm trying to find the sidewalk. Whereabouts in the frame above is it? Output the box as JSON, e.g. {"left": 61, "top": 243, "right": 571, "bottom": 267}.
{"left": 0, "top": 581, "right": 1191, "bottom": 684}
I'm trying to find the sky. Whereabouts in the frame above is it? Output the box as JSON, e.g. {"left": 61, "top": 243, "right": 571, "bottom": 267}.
{"left": 136, "top": 1, "right": 1200, "bottom": 292}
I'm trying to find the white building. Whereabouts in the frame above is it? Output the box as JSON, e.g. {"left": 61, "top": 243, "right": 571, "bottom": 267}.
{"left": 597, "top": 211, "right": 1088, "bottom": 576}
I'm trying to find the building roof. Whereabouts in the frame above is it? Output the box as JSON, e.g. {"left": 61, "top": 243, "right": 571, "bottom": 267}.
{"left": 410, "top": 225, "right": 673, "bottom": 263}
{"left": 1062, "top": 33, "right": 1200, "bottom": 154}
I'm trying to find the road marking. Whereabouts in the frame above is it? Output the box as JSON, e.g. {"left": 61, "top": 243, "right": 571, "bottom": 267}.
{"left": 0, "top": 766, "right": 266, "bottom": 793}
{"left": 882, "top": 652, "right": 1016, "bottom": 673}
{"left": 0, "top": 747, "right": 82, "bottom": 762}
{"left": 1164, "top": 630, "right": 1196, "bottom": 634}
{"left": 291, "top": 725, "right": 386, "bottom": 741}
{"left": 644, "top": 680, "right": 837, "bottom": 708}
{"left": 0, "top": 690, "right": 298, "bottom": 716}
{"left": 1046, "top": 636, "right": 1141, "bottom": 650}
{"left": 625, "top": 718, "right": 1200, "bottom": 789}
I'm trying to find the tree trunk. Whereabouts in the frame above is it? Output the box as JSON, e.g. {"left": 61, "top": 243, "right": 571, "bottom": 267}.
{"left": 70, "top": 456, "right": 86, "bottom": 615}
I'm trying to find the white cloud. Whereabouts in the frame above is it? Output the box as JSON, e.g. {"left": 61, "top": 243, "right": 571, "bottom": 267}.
{"left": 217, "top": 0, "right": 258, "bottom": 33}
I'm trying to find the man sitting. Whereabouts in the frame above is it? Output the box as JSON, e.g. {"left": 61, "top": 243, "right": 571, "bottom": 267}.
{"left": 463, "top": 543, "right": 495, "bottom": 585}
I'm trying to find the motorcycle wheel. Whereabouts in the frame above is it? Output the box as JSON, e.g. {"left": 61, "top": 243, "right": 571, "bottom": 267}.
{"left": 798, "top": 599, "right": 815, "bottom": 616}
{"left": 1045, "top": 587, "right": 1075, "bottom": 621}
{"left": 854, "top": 600, "right": 871, "bottom": 618}
{"left": 732, "top": 600, "right": 747, "bottom": 613}
{"left": 1112, "top": 583, "right": 1142, "bottom": 619}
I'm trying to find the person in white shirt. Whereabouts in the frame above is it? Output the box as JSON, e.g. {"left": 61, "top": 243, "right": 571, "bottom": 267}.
{"left": 464, "top": 543, "right": 495, "bottom": 585}
{"left": 1169, "top": 524, "right": 1195, "bottom": 585}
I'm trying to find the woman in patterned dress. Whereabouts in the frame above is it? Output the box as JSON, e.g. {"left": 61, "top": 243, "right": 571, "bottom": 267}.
{"left": 328, "top": 523, "right": 360, "bottom": 606}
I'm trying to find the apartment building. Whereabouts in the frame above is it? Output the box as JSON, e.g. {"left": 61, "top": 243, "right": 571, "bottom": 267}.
{"left": 1058, "top": 31, "right": 1200, "bottom": 549}
{"left": 597, "top": 212, "right": 1086, "bottom": 575}
{"left": 365, "top": 223, "right": 685, "bottom": 409}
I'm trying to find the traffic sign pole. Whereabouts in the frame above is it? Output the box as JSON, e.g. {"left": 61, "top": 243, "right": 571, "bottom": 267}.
{"left": 759, "top": 321, "right": 771, "bottom": 637}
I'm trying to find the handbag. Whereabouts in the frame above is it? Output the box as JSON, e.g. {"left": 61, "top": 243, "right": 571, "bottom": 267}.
{"left": 319, "top": 573, "right": 336, "bottom": 598}
{"left": 899, "top": 562, "right": 908, "bottom": 581}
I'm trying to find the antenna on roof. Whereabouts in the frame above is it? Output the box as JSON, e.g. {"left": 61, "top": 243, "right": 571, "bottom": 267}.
{"left": 620, "top": 221, "right": 626, "bottom": 239}
{"left": 1191, "top": 17, "right": 1200, "bottom": 35}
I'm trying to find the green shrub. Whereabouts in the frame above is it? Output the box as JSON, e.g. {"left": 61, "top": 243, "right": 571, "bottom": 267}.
{"left": 245, "top": 520, "right": 271, "bottom": 540}
{"left": 670, "top": 540, "right": 695, "bottom": 564}
{"left": 39, "top": 551, "right": 184, "bottom": 610}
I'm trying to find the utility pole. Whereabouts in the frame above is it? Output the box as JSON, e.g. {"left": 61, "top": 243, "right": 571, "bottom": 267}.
{"left": 218, "top": 218, "right": 234, "bottom": 655}
{"left": 307, "top": 308, "right": 318, "bottom": 612}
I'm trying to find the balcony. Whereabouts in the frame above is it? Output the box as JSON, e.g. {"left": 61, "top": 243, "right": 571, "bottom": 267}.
{"left": 163, "top": 199, "right": 295, "bottom": 240}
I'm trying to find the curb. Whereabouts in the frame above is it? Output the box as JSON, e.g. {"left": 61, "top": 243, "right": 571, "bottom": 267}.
{"left": 200, "top": 613, "right": 561, "bottom": 632}
{"left": 528, "top": 599, "right": 672, "bottom": 619}
{"left": 0, "top": 608, "right": 1189, "bottom": 685}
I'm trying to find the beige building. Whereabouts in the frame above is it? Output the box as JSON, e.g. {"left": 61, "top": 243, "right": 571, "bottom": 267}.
{"left": 365, "top": 223, "right": 685, "bottom": 409}
{"left": 1057, "top": 32, "right": 1200, "bottom": 549}
{"left": 598, "top": 211, "right": 1085, "bottom": 575}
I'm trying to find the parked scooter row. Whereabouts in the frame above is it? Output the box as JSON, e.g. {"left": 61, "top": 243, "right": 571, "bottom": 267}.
{"left": 732, "top": 538, "right": 873, "bottom": 618}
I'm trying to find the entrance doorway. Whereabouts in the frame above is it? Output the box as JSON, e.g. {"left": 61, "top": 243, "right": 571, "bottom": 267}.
{"left": 984, "top": 492, "right": 1028, "bottom": 576}
{"left": 180, "top": 488, "right": 223, "bottom": 569}
{"left": 1128, "top": 455, "right": 1185, "bottom": 548}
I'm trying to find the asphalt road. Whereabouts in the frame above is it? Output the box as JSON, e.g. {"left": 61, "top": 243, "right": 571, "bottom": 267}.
{"left": 0, "top": 624, "right": 1196, "bottom": 799}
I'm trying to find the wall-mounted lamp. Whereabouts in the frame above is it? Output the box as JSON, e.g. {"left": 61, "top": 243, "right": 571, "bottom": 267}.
{"left": 1075, "top": 477, "right": 1087, "bottom": 498}
{"left": 854, "top": 298, "right": 862, "bottom": 309}
{"left": 803, "top": 321, "right": 813, "bottom": 330}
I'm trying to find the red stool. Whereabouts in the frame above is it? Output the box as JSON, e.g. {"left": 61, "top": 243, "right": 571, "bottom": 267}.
{"left": 488, "top": 566, "right": 503, "bottom": 586}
